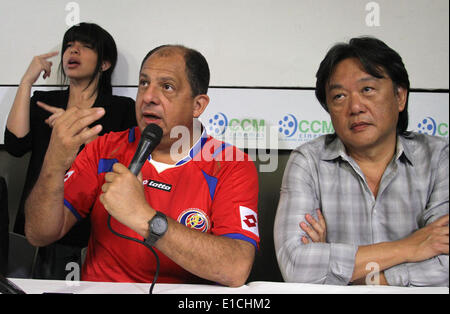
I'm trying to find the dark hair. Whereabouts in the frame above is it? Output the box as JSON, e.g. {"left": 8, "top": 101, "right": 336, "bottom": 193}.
{"left": 315, "top": 36, "right": 410, "bottom": 134}
{"left": 59, "top": 22, "right": 117, "bottom": 95}
{"left": 140, "top": 45, "right": 210, "bottom": 97}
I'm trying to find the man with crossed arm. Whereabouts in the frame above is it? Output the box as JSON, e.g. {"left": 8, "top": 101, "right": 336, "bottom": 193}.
{"left": 274, "top": 37, "right": 448, "bottom": 286}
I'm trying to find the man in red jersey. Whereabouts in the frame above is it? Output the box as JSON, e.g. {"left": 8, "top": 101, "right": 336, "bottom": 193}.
{"left": 25, "top": 45, "right": 259, "bottom": 287}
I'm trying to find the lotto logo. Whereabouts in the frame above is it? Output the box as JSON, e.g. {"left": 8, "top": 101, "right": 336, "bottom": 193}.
{"left": 143, "top": 179, "right": 172, "bottom": 192}
{"left": 243, "top": 215, "right": 257, "bottom": 228}
{"left": 239, "top": 206, "right": 259, "bottom": 237}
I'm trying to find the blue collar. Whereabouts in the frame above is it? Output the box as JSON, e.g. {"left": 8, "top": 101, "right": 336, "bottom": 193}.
{"left": 173, "top": 128, "right": 209, "bottom": 166}
{"left": 136, "top": 127, "right": 209, "bottom": 166}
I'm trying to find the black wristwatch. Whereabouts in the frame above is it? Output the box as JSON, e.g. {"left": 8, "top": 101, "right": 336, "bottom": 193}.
{"left": 145, "top": 211, "right": 168, "bottom": 246}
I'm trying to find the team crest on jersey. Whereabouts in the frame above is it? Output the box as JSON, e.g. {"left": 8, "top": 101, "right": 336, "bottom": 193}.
{"left": 178, "top": 209, "right": 210, "bottom": 233}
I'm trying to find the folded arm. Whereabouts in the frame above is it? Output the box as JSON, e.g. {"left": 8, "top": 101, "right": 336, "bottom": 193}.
{"left": 274, "top": 150, "right": 358, "bottom": 285}
{"left": 274, "top": 149, "right": 449, "bottom": 287}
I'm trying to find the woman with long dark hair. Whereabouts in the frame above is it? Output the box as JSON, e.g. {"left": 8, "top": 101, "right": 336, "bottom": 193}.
{"left": 4, "top": 23, "right": 136, "bottom": 279}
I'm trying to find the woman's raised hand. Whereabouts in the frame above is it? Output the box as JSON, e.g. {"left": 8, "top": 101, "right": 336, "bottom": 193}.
{"left": 21, "top": 51, "right": 59, "bottom": 85}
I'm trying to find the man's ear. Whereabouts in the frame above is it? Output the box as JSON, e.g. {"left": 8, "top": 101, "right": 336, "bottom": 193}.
{"left": 396, "top": 86, "right": 408, "bottom": 112}
{"left": 101, "top": 61, "right": 112, "bottom": 72}
{"left": 192, "top": 94, "right": 210, "bottom": 118}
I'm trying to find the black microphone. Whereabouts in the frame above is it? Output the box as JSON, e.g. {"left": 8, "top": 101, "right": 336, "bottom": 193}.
{"left": 108, "top": 123, "right": 163, "bottom": 294}
{"left": 128, "top": 124, "right": 163, "bottom": 175}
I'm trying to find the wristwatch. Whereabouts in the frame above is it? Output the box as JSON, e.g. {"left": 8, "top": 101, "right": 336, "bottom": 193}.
{"left": 145, "top": 211, "right": 168, "bottom": 246}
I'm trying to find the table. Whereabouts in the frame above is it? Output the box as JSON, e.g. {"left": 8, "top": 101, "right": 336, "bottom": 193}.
{"left": 8, "top": 278, "right": 449, "bottom": 294}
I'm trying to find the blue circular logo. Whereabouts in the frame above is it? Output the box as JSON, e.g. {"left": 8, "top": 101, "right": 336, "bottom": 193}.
{"left": 207, "top": 112, "right": 228, "bottom": 136}
{"left": 278, "top": 114, "right": 298, "bottom": 138}
{"left": 417, "top": 117, "right": 437, "bottom": 136}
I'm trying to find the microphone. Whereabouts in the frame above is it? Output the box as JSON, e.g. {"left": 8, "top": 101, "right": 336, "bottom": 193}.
{"left": 128, "top": 124, "right": 163, "bottom": 175}
{"left": 107, "top": 123, "right": 163, "bottom": 294}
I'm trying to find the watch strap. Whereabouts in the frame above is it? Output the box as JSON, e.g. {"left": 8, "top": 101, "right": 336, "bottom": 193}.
{"left": 145, "top": 211, "right": 168, "bottom": 246}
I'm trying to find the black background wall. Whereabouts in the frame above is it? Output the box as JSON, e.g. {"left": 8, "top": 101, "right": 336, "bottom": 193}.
{"left": 0, "top": 176, "right": 9, "bottom": 276}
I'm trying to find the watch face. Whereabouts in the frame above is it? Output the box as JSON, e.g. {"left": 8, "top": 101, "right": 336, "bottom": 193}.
{"left": 151, "top": 217, "right": 167, "bottom": 235}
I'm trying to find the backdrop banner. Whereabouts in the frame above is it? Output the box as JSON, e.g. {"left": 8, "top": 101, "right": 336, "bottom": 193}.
{"left": 1, "top": 86, "right": 448, "bottom": 150}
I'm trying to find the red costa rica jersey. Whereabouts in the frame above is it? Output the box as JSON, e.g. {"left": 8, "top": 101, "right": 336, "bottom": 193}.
{"left": 63, "top": 126, "right": 259, "bottom": 283}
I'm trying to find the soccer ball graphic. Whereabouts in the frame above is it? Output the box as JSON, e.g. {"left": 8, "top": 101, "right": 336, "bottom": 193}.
{"left": 417, "top": 117, "right": 437, "bottom": 136}
{"left": 278, "top": 114, "right": 298, "bottom": 138}
{"left": 207, "top": 113, "right": 228, "bottom": 136}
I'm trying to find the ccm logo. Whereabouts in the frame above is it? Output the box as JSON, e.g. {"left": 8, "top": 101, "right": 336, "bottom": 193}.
{"left": 143, "top": 179, "right": 172, "bottom": 192}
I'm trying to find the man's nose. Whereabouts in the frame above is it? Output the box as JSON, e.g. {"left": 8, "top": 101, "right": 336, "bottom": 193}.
{"left": 349, "top": 92, "right": 367, "bottom": 114}
{"left": 142, "top": 84, "right": 160, "bottom": 105}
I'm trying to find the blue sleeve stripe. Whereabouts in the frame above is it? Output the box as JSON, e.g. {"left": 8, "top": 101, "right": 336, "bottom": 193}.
{"left": 98, "top": 158, "right": 118, "bottom": 174}
{"left": 128, "top": 127, "right": 136, "bottom": 143}
{"left": 64, "top": 199, "right": 82, "bottom": 222}
{"left": 201, "top": 170, "right": 218, "bottom": 201}
{"left": 222, "top": 233, "right": 258, "bottom": 250}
